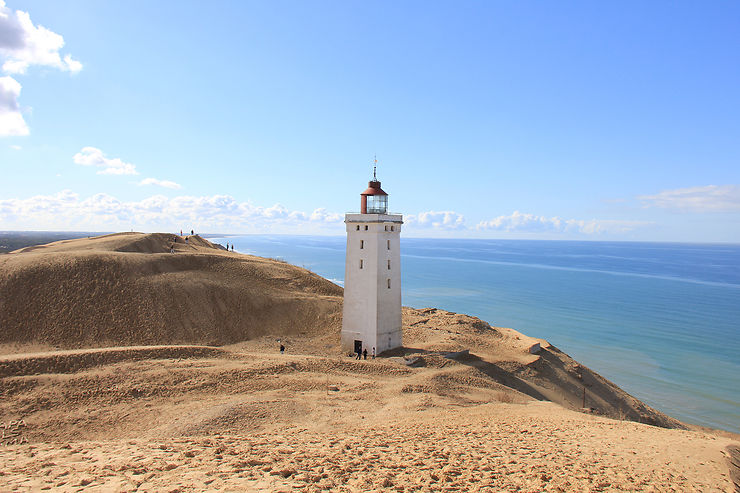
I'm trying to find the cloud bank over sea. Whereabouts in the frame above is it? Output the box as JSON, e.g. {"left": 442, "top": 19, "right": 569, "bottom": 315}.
{"left": 1, "top": 188, "right": 655, "bottom": 239}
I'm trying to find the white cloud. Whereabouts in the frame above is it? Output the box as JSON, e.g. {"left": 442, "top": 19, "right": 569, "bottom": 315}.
{"left": 0, "top": 189, "right": 656, "bottom": 238}
{"left": 309, "top": 207, "right": 343, "bottom": 223}
{"left": 478, "top": 211, "right": 560, "bottom": 232}
{"left": 262, "top": 203, "right": 289, "bottom": 219}
{"left": 0, "top": 75, "right": 28, "bottom": 136}
{"left": 405, "top": 210, "right": 465, "bottom": 230}
{"left": 0, "top": 189, "right": 78, "bottom": 219}
{"left": 0, "top": 190, "right": 345, "bottom": 232}
{"left": 139, "top": 177, "right": 182, "bottom": 190}
{"left": 9, "top": 143, "right": 21, "bottom": 149}
{"left": 73, "top": 147, "right": 139, "bottom": 176}
{"left": 62, "top": 54, "right": 82, "bottom": 73}
{"left": 0, "top": 1, "right": 82, "bottom": 74}
{"left": 477, "top": 210, "right": 648, "bottom": 235}
{"left": 638, "top": 185, "right": 740, "bottom": 213}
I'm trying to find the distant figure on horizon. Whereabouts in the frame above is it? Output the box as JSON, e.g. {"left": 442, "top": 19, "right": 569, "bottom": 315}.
{"left": 372, "top": 347, "right": 375, "bottom": 359}
{"left": 356, "top": 347, "right": 362, "bottom": 360}
{"left": 180, "top": 229, "right": 182, "bottom": 236}
{"left": 170, "top": 244, "right": 174, "bottom": 254}
{"left": 280, "top": 344, "right": 285, "bottom": 354}
{"left": 191, "top": 229, "right": 194, "bottom": 235}
{"left": 363, "top": 348, "right": 367, "bottom": 360}
{"left": 231, "top": 244, "right": 234, "bottom": 251}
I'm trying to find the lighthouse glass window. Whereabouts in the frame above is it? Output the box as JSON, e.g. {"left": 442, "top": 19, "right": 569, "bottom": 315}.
{"left": 367, "top": 195, "right": 388, "bottom": 214}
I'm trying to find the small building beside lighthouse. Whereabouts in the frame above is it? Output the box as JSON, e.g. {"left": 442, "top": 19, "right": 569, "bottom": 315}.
{"left": 341, "top": 166, "right": 403, "bottom": 356}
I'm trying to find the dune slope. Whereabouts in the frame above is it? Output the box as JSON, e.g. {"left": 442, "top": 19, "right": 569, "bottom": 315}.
{"left": 0, "top": 233, "right": 342, "bottom": 348}
{"left": 0, "top": 348, "right": 736, "bottom": 491}
{"left": 0, "top": 233, "right": 687, "bottom": 428}
{"left": 1, "top": 232, "right": 738, "bottom": 491}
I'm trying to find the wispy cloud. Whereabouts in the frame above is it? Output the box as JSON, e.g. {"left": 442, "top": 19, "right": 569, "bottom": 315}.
{"left": 73, "top": 147, "right": 139, "bottom": 176}
{"left": 0, "top": 0, "right": 82, "bottom": 74}
{"left": 0, "top": 190, "right": 345, "bottom": 232}
{"left": 477, "top": 210, "right": 649, "bottom": 235}
{"left": 139, "top": 177, "right": 182, "bottom": 190}
{"left": 0, "top": 76, "right": 28, "bottom": 136}
{"left": 638, "top": 185, "right": 740, "bottom": 213}
{"left": 405, "top": 210, "right": 465, "bottom": 230}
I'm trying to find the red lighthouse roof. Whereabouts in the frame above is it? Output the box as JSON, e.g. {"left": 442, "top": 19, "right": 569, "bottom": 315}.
{"left": 361, "top": 180, "right": 387, "bottom": 196}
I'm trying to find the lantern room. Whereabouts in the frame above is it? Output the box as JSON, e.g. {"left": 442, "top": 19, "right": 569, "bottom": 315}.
{"left": 361, "top": 181, "right": 387, "bottom": 214}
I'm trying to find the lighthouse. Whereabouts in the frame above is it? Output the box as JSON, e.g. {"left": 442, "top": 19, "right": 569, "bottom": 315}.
{"left": 341, "top": 163, "right": 403, "bottom": 356}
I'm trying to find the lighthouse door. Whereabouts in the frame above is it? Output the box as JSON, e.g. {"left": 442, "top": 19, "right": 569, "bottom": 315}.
{"left": 354, "top": 340, "right": 363, "bottom": 356}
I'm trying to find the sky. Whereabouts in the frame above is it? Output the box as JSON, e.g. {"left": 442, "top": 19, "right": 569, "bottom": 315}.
{"left": 0, "top": 1, "right": 739, "bottom": 242}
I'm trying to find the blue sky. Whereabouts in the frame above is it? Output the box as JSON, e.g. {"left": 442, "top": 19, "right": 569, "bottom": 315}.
{"left": 1, "top": 1, "right": 738, "bottom": 241}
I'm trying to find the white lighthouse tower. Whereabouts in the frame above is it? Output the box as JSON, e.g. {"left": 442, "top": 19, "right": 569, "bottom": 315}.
{"left": 341, "top": 162, "right": 403, "bottom": 356}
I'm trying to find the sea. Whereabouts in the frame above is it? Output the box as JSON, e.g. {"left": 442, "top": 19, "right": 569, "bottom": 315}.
{"left": 210, "top": 234, "right": 740, "bottom": 433}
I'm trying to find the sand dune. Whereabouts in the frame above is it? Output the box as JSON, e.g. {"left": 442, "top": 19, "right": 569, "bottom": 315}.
{"left": 0, "top": 233, "right": 737, "bottom": 491}
{"left": 1, "top": 347, "right": 736, "bottom": 491}
{"left": 0, "top": 232, "right": 342, "bottom": 349}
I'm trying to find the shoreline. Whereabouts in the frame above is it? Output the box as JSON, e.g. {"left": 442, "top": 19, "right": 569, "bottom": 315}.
{"left": 209, "top": 233, "right": 740, "bottom": 435}
{"left": 0, "top": 233, "right": 733, "bottom": 433}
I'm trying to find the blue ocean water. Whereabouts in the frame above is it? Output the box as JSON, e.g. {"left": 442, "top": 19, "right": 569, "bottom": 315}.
{"left": 211, "top": 235, "right": 740, "bottom": 433}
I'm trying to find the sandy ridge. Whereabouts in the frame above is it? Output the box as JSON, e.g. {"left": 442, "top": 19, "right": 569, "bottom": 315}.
{"left": 0, "top": 345, "right": 226, "bottom": 378}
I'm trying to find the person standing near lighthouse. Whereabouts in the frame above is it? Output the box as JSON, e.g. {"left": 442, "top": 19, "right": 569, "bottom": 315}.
{"left": 341, "top": 158, "right": 403, "bottom": 356}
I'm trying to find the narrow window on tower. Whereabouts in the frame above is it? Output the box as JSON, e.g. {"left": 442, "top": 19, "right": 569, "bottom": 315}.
{"left": 387, "top": 259, "right": 391, "bottom": 270}
{"left": 364, "top": 225, "right": 368, "bottom": 231}
{"left": 387, "top": 279, "right": 391, "bottom": 289}
{"left": 360, "top": 240, "right": 364, "bottom": 249}
{"left": 360, "top": 259, "right": 363, "bottom": 269}
{"left": 391, "top": 225, "right": 394, "bottom": 231}
{"left": 356, "top": 225, "right": 360, "bottom": 231}
{"left": 384, "top": 225, "right": 388, "bottom": 231}
{"left": 387, "top": 240, "right": 390, "bottom": 250}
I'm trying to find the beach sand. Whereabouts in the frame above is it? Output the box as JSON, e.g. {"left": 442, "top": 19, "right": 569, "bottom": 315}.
{"left": 1, "top": 233, "right": 737, "bottom": 491}
{"left": 1, "top": 348, "right": 736, "bottom": 492}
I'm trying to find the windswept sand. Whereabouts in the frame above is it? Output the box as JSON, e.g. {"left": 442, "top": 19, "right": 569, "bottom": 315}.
{"left": 0, "top": 349, "right": 736, "bottom": 492}
{"left": 0, "top": 232, "right": 342, "bottom": 349}
{"left": 0, "top": 233, "right": 737, "bottom": 491}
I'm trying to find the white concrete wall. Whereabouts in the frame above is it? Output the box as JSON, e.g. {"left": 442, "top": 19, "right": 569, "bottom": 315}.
{"left": 341, "top": 213, "right": 403, "bottom": 355}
